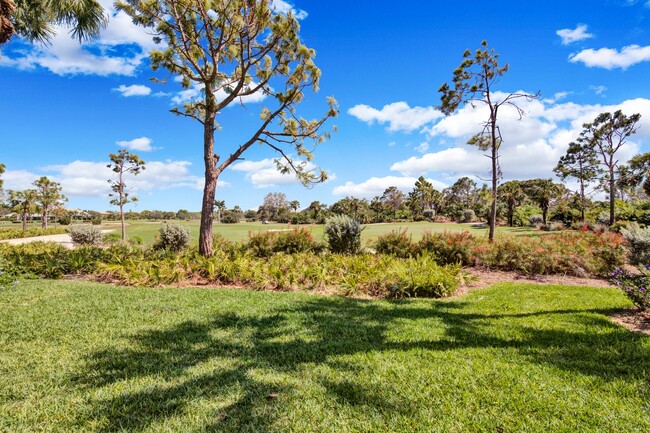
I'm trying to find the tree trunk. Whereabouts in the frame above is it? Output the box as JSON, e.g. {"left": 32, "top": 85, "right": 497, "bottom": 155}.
{"left": 119, "top": 171, "right": 126, "bottom": 241}
{"left": 489, "top": 121, "right": 497, "bottom": 241}
{"left": 579, "top": 180, "right": 586, "bottom": 222}
{"left": 42, "top": 209, "right": 47, "bottom": 229}
{"left": 609, "top": 168, "right": 616, "bottom": 225}
{"left": 21, "top": 210, "right": 27, "bottom": 232}
{"left": 199, "top": 108, "right": 218, "bottom": 257}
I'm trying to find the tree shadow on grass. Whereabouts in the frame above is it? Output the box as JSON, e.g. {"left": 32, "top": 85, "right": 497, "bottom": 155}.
{"left": 73, "top": 295, "right": 650, "bottom": 432}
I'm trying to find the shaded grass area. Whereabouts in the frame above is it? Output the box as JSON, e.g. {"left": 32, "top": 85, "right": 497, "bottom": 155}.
{"left": 111, "top": 220, "right": 542, "bottom": 246}
{"left": 1, "top": 281, "right": 648, "bottom": 432}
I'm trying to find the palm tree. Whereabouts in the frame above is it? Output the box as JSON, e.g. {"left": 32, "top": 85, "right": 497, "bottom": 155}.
{"left": 1, "top": 0, "right": 107, "bottom": 47}
{"left": 8, "top": 189, "right": 37, "bottom": 231}
{"left": 214, "top": 200, "right": 226, "bottom": 224}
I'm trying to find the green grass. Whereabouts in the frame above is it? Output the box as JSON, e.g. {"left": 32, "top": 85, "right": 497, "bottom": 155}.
{"left": 109, "top": 220, "right": 542, "bottom": 246}
{"left": 1, "top": 280, "right": 648, "bottom": 432}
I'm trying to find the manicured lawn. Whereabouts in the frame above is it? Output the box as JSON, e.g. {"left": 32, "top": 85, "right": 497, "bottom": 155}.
{"left": 1, "top": 280, "right": 648, "bottom": 432}
{"left": 110, "top": 220, "right": 543, "bottom": 246}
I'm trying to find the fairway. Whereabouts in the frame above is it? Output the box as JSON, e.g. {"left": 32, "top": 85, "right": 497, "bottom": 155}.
{"left": 1, "top": 281, "right": 648, "bottom": 432}
{"left": 106, "top": 220, "right": 543, "bottom": 246}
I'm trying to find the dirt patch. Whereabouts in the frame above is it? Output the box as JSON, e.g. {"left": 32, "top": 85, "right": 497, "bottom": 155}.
{"left": 609, "top": 309, "right": 650, "bottom": 336}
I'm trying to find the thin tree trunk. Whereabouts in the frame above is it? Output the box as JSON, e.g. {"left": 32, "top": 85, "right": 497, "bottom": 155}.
{"left": 119, "top": 170, "right": 126, "bottom": 241}
{"left": 609, "top": 168, "right": 616, "bottom": 225}
{"left": 42, "top": 209, "right": 47, "bottom": 229}
{"left": 21, "top": 210, "right": 27, "bottom": 232}
{"left": 579, "top": 180, "right": 586, "bottom": 222}
{"left": 489, "top": 119, "right": 497, "bottom": 241}
{"left": 199, "top": 107, "right": 218, "bottom": 257}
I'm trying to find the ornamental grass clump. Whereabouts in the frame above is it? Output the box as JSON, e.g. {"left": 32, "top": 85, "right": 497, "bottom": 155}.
{"left": 621, "top": 223, "right": 650, "bottom": 266}
{"left": 157, "top": 223, "right": 191, "bottom": 252}
{"left": 324, "top": 215, "right": 363, "bottom": 255}
{"left": 68, "top": 225, "right": 103, "bottom": 246}
{"left": 611, "top": 266, "right": 650, "bottom": 311}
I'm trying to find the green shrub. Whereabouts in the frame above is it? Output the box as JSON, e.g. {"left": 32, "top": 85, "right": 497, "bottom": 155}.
{"left": 621, "top": 223, "right": 650, "bottom": 266}
{"left": 130, "top": 235, "right": 144, "bottom": 245}
{"left": 418, "top": 231, "right": 478, "bottom": 266}
{"left": 246, "top": 231, "right": 275, "bottom": 257}
{"left": 0, "top": 227, "right": 67, "bottom": 240}
{"left": 611, "top": 266, "right": 650, "bottom": 311}
{"left": 273, "top": 228, "right": 319, "bottom": 254}
{"left": 246, "top": 229, "right": 319, "bottom": 257}
{"left": 90, "top": 217, "right": 102, "bottom": 225}
{"left": 461, "top": 209, "right": 476, "bottom": 223}
{"left": 157, "top": 223, "right": 190, "bottom": 252}
{"left": 529, "top": 215, "right": 543, "bottom": 226}
{"left": 103, "top": 233, "right": 122, "bottom": 244}
{"left": 68, "top": 225, "right": 103, "bottom": 246}
{"left": 374, "top": 229, "right": 416, "bottom": 258}
{"left": 0, "top": 259, "right": 16, "bottom": 290}
{"left": 324, "top": 215, "right": 363, "bottom": 255}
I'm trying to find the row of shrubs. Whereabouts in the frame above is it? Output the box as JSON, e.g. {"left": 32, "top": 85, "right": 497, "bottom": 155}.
{"left": 68, "top": 218, "right": 633, "bottom": 278}
{"left": 0, "top": 227, "right": 67, "bottom": 240}
{"left": 0, "top": 242, "right": 465, "bottom": 298}
{"left": 374, "top": 229, "right": 628, "bottom": 277}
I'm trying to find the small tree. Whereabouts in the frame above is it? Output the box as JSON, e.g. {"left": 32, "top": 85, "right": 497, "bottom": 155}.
{"left": 7, "top": 189, "right": 37, "bottom": 231}
{"left": 579, "top": 110, "right": 641, "bottom": 225}
{"left": 438, "top": 40, "right": 539, "bottom": 240}
{"left": 554, "top": 139, "right": 600, "bottom": 221}
{"left": 289, "top": 200, "right": 300, "bottom": 213}
{"left": 117, "top": 0, "right": 338, "bottom": 256}
{"left": 108, "top": 149, "right": 146, "bottom": 241}
{"left": 625, "top": 152, "right": 650, "bottom": 197}
{"left": 381, "top": 186, "right": 405, "bottom": 221}
{"left": 498, "top": 180, "right": 526, "bottom": 227}
{"left": 521, "top": 179, "right": 564, "bottom": 225}
{"left": 214, "top": 200, "right": 226, "bottom": 224}
{"left": 33, "top": 176, "right": 66, "bottom": 229}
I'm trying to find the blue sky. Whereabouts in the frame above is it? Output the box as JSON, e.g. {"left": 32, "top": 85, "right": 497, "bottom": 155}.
{"left": 1, "top": 0, "right": 650, "bottom": 211}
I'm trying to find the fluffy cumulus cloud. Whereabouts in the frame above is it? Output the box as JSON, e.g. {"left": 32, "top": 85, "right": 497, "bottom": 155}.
{"left": 114, "top": 84, "right": 152, "bottom": 97}
{"left": 333, "top": 176, "right": 447, "bottom": 198}
{"left": 0, "top": 0, "right": 158, "bottom": 76}
{"left": 231, "top": 158, "right": 333, "bottom": 188}
{"left": 272, "top": 0, "right": 308, "bottom": 20}
{"left": 2, "top": 159, "right": 219, "bottom": 198}
{"left": 348, "top": 102, "right": 442, "bottom": 132}
{"left": 116, "top": 137, "right": 155, "bottom": 152}
{"left": 345, "top": 95, "right": 650, "bottom": 196}
{"left": 570, "top": 45, "right": 650, "bottom": 69}
{"left": 556, "top": 24, "right": 594, "bottom": 45}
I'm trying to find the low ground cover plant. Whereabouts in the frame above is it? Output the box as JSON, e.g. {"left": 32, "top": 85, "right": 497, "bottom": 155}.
{"left": 0, "top": 227, "right": 67, "bottom": 240}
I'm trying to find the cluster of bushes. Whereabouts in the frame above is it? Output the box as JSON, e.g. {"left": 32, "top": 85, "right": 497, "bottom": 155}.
{"left": 0, "top": 227, "right": 67, "bottom": 240}
{"left": 611, "top": 266, "right": 650, "bottom": 311}
{"left": 374, "top": 229, "right": 627, "bottom": 277}
{"left": 0, "top": 241, "right": 464, "bottom": 298}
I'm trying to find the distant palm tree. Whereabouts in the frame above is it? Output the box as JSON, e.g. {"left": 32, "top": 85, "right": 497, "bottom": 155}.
{"left": 214, "top": 200, "right": 226, "bottom": 224}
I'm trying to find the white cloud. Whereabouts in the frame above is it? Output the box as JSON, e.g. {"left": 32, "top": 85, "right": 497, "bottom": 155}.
{"left": 543, "top": 91, "right": 572, "bottom": 104}
{"left": 333, "top": 176, "right": 447, "bottom": 198}
{"left": 116, "top": 137, "right": 155, "bottom": 152}
{"left": 389, "top": 96, "right": 650, "bottom": 183}
{"left": 570, "top": 45, "right": 650, "bottom": 69}
{"left": 348, "top": 102, "right": 442, "bottom": 132}
{"left": 3, "top": 158, "right": 210, "bottom": 198}
{"left": 415, "top": 142, "right": 430, "bottom": 153}
{"left": 590, "top": 85, "right": 607, "bottom": 96}
{"left": 556, "top": 24, "right": 594, "bottom": 45}
{"left": 230, "top": 158, "right": 331, "bottom": 188}
{"left": 272, "top": 0, "right": 308, "bottom": 20}
{"left": 114, "top": 84, "right": 152, "bottom": 97}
